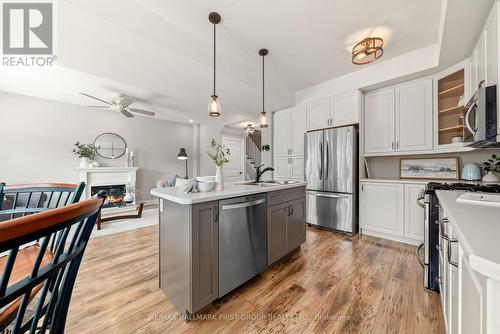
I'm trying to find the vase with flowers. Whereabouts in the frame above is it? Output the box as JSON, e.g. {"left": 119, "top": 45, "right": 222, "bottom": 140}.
{"left": 207, "top": 139, "right": 231, "bottom": 191}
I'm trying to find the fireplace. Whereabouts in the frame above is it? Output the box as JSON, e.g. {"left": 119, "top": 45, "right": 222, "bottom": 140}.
{"left": 91, "top": 184, "right": 126, "bottom": 208}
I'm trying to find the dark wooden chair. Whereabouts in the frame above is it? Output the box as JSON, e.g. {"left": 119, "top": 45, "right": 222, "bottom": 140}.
{"left": 0, "top": 183, "right": 85, "bottom": 222}
{"left": 0, "top": 192, "right": 106, "bottom": 334}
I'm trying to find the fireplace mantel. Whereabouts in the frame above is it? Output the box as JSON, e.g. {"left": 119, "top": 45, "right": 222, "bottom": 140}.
{"left": 77, "top": 167, "right": 140, "bottom": 214}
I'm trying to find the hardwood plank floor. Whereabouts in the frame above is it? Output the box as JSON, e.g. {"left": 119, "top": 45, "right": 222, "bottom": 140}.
{"left": 66, "top": 225, "right": 444, "bottom": 334}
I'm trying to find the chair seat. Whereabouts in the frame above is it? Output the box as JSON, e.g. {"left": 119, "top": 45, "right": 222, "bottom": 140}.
{"left": 0, "top": 245, "right": 53, "bottom": 327}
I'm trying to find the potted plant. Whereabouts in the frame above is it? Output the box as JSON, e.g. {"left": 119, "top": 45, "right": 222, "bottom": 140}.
{"left": 481, "top": 154, "right": 500, "bottom": 183}
{"left": 207, "top": 139, "right": 231, "bottom": 191}
{"left": 72, "top": 142, "right": 96, "bottom": 168}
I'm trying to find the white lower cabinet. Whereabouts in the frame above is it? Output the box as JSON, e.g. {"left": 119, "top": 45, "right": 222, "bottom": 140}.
{"left": 360, "top": 181, "right": 424, "bottom": 245}
{"left": 360, "top": 182, "right": 404, "bottom": 237}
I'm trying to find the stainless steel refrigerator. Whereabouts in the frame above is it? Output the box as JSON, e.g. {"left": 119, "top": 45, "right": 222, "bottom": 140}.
{"left": 305, "top": 125, "right": 358, "bottom": 234}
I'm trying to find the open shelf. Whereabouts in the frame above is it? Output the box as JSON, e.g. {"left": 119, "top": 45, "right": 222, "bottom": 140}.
{"left": 439, "top": 125, "right": 463, "bottom": 133}
{"left": 438, "top": 84, "right": 464, "bottom": 98}
{"left": 437, "top": 68, "right": 465, "bottom": 146}
{"left": 438, "top": 105, "right": 465, "bottom": 115}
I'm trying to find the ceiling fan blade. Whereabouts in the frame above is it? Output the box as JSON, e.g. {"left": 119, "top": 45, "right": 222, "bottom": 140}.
{"left": 120, "top": 109, "right": 134, "bottom": 118}
{"left": 128, "top": 108, "right": 155, "bottom": 116}
{"left": 80, "top": 92, "right": 111, "bottom": 105}
{"left": 88, "top": 105, "right": 110, "bottom": 109}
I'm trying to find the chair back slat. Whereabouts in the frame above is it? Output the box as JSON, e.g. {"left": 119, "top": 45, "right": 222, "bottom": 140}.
{"left": 0, "top": 182, "right": 85, "bottom": 222}
{"left": 0, "top": 193, "right": 105, "bottom": 333}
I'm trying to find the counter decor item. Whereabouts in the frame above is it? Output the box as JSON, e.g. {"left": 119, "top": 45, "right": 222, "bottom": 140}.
{"left": 400, "top": 157, "right": 459, "bottom": 180}
{"left": 451, "top": 136, "right": 463, "bottom": 143}
{"left": 197, "top": 181, "right": 216, "bottom": 192}
{"left": 207, "top": 139, "right": 231, "bottom": 191}
{"left": 462, "top": 163, "right": 481, "bottom": 181}
{"left": 481, "top": 154, "right": 500, "bottom": 183}
{"left": 124, "top": 184, "right": 136, "bottom": 203}
{"left": 72, "top": 142, "right": 95, "bottom": 167}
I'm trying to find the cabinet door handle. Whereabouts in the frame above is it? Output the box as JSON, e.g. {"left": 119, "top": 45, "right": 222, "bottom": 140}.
{"left": 447, "top": 239, "right": 459, "bottom": 268}
{"left": 391, "top": 142, "right": 395, "bottom": 150}
{"left": 214, "top": 207, "right": 218, "bottom": 222}
{"left": 396, "top": 142, "right": 399, "bottom": 150}
{"left": 290, "top": 206, "right": 294, "bottom": 215}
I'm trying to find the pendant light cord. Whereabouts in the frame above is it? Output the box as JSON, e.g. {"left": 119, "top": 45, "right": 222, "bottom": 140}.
{"left": 262, "top": 54, "right": 265, "bottom": 113}
{"left": 213, "top": 22, "right": 216, "bottom": 96}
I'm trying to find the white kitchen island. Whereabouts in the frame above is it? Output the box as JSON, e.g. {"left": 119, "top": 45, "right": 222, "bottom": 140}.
{"left": 436, "top": 190, "right": 500, "bottom": 334}
{"left": 151, "top": 182, "right": 307, "bottom": 318}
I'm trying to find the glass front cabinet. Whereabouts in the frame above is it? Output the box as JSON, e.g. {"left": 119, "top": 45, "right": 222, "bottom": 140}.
{"left": 433, "top": 61, "right": 472, "bottom": 151}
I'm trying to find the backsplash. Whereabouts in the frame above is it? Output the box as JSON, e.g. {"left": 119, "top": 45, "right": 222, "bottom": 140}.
{"left": 367, "top": 149, "right": 500, "bottom": 180}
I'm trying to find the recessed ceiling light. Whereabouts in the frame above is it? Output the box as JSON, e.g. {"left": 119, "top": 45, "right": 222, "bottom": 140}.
{"left": 189, "top": 119, "right": 194, "bottom": 123}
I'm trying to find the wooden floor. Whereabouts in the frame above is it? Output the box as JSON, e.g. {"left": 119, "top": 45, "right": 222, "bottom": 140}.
{"left": 66, "top": 225, "right": 444, "bottom": 334}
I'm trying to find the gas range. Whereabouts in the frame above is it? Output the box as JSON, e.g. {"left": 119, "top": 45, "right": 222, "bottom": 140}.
{"left": 426, "top": 182, "right": 500, "bottom": 193}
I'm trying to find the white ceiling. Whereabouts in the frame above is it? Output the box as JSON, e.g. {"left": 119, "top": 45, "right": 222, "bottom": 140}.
{"left": 0, "top": 0, "right": 482, "bottom": 126}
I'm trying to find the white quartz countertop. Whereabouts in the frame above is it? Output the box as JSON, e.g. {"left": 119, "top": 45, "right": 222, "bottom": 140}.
{"left": 360, "top": 178, "right": 499, "bottom": 185}
{"left": 151, "top": 182, "right": 307, "bottom": 205}
{"left": 436, "top": 190, "right": 500, "bottom": 281}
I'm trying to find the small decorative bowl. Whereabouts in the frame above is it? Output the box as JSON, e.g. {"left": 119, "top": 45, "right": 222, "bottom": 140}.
{"left": 197, "top": 181, "right": 215, "bottom": 192}
{"left": 196, "top": 176, "right": 216, "bottom": 182}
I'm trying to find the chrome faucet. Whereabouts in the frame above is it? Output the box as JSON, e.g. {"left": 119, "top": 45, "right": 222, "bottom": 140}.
{"left": 255, "top": 164, "right": 275, "bottom": 183}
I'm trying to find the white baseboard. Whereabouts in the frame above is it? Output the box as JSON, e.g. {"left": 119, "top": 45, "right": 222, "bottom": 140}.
{"left": 360, "top": 228, "right": 422, "bottom": 246}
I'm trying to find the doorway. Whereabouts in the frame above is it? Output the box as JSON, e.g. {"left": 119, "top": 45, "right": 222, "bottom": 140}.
{"left": 221, "top": 136, "right": 245, "bottom": 183}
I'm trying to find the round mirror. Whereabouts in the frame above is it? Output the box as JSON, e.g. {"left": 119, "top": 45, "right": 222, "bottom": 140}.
{"left": 94, "top": 133, "right": 127, "bottom": 159}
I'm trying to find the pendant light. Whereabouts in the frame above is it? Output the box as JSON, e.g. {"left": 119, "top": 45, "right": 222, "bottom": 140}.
{"left": 259, "top": 48, "right": 269, "bottom": 128}
{"left": 208, "top": 12, "right": 222, "bottom": 117}
{"left": 245, "top": 123, "right": 256, "bottom": 135}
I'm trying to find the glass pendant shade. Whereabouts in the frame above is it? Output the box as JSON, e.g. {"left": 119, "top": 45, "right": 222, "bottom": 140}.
{"left": 259, "top": 111, "right": 268, "bottom": 128}
{"left": 208, "top": 94, "right": 222, "bottom": 117}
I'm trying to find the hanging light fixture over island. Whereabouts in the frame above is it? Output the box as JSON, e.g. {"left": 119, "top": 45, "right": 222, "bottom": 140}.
{"left": 208, "top": 12, "right": 222, "bottom": 117}
{"left": 259, "top": 48, "right": 269, "bottom": 128}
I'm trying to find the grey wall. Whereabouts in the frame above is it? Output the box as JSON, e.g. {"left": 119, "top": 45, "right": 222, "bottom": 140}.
{"left": 0, "top": 91, "right": 193, "bottom": 201}
{"left": 367, "top": 150, "right": 500, "bottom": 179}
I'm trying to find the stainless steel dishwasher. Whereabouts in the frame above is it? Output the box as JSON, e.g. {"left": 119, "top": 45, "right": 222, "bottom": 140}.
{"left": 218, "top": 193, "right": 267, "bottom": 297}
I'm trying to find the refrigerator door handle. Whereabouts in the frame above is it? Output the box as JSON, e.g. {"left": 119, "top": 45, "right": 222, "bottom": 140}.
{"left": 319, "top": 141, "right": 323, "bottom": 180}
{"left": 325, "top": 140, "right": 329, "bottom": 180}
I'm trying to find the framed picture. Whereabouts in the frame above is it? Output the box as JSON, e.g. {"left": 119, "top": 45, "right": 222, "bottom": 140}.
{"left": 400, "top": 157, "right": 459, "bottom": 180}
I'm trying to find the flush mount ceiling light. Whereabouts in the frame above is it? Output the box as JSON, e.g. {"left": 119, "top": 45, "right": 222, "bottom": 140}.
{"left": 352, "top": 37, "right": 384, "bottom": 65}
{"left": 208, "top": 12, "right": 222, "bottom": 117}
{"left": 259, "top": 48, "right": 269, "bottom": 128}
{"left": 245, "top": 123, "right": 255, "bottom": 135}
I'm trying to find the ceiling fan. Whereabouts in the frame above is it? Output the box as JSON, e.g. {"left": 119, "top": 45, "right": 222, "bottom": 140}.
{"left": 80, "top": 92, "right": 155, "bottom": 118}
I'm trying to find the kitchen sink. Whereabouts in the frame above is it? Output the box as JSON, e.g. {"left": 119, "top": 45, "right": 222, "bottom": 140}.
{"left": 243, "top": 180, "right": 300, "bottom": 187}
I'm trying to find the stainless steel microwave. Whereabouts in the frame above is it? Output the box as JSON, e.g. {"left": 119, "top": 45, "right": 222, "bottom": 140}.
{"left": 463, "top": 85, "right": 499, "bottom": 147}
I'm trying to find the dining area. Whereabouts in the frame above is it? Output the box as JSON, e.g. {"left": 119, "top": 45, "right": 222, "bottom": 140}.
{"left": 0, "top": 182, "right": 106, "bottom": 334}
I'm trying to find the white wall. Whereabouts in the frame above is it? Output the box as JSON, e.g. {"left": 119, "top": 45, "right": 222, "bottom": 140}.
{"left": 0, "top": 92, "right": 193, "bottom": 201}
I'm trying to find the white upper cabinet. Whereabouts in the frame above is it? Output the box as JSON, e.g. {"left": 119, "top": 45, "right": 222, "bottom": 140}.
{"left": 273, "top": 109, "right": 291, "bottom": 157}
{"left": 290, "top": 105, "right": 307, "bottom": 156}
{"left": 476, "top": 33, "right": 486, "bottom": 89}
{"left": 364, "top": 88, "right": 395, "bottom": 154}
{"left": 396, "top": 79, "right": 433, "bottom": 152}
{"left": 332, "top": 90, "right": 360, "bottom": 127}
{"left": 485, "top": 4, "right": 498, "bottom": 86}
{"left": 306, "top": 97, "right": 331, "bottom": 131}
{"left": 364, "top": 77, "right": 433, "bottom": 155}
{"left": 306, "top": 90, "right": 361, "bottom": 131}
